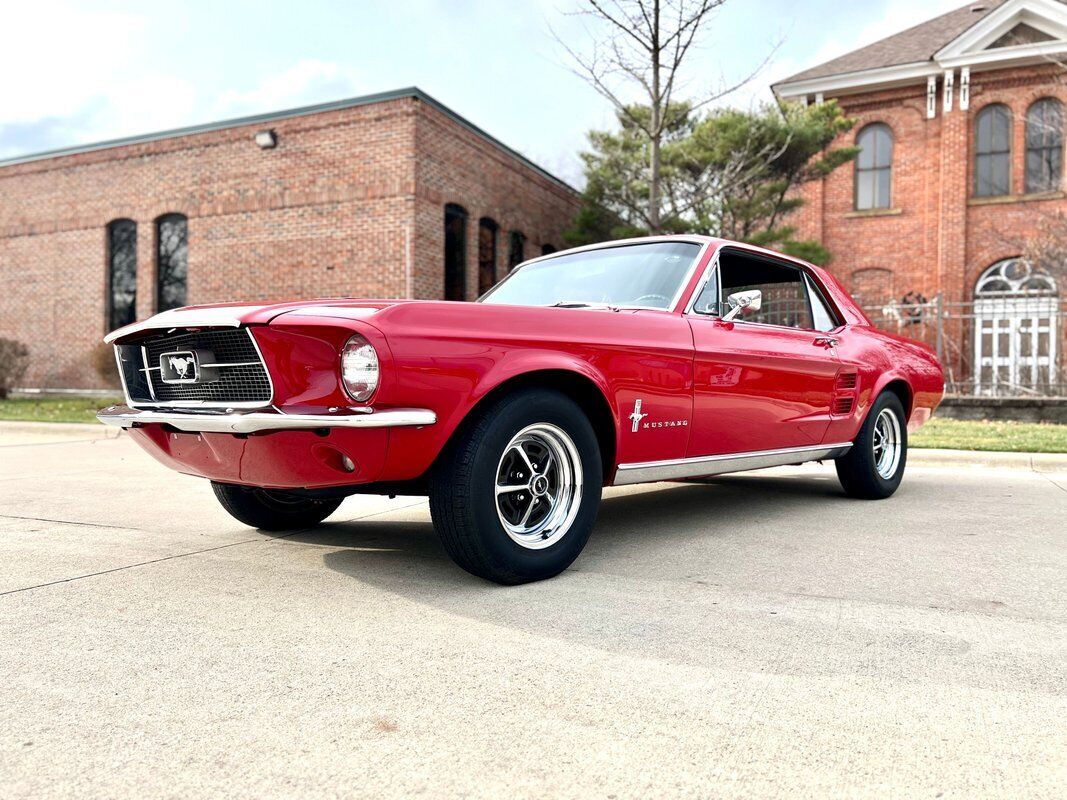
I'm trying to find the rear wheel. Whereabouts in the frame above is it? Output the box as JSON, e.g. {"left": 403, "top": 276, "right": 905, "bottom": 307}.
{"left": 211, "top": 482, "right": 342, "bottom": 530}
{"left": 835, "top": 391, "right": 907, "bottom": 499}
{"left": 429, "top": 388, "right": 603, "bottom": 584}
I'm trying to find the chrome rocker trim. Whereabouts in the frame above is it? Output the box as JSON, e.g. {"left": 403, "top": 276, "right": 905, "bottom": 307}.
{"left": 97, "top": 405, "right": 436, "bottom": 434}
{"left": 613, "top": 442, "right": 853, "bottom": 486}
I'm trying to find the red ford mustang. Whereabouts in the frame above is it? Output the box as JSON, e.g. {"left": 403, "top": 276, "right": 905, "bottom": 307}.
{"left": 99, "top": 236, "right": 944, "bottom": 584}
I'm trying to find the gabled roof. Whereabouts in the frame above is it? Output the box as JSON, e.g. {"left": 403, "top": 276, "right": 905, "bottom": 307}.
{"left": 780, "top": 2, "right": 1009, "bottom": 85}
{"left": 774, "top": 0, "right": 1067, "bottom": 97}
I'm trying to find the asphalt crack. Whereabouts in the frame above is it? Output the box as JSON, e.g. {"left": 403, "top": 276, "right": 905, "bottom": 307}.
{"left": 0, "top": 501, "right": 426, "bottom": 598}
{"left": 0, "top": 513, "right": 144, "bottom": 531}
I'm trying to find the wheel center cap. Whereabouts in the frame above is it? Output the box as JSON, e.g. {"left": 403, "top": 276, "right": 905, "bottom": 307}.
{"left": 531, "top": 475, "right": 550, "bottom": 496}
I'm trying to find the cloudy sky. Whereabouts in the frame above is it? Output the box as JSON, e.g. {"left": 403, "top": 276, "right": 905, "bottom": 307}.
{"left": 0, "top": 0, "right": 966, "bottom": 182}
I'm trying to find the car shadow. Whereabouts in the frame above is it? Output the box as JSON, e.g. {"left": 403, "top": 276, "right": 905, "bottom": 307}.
{"left": 254, "top": 471, "right": 866, "bottom": 669}
{"left": 270, "top": 470, "right": 851, "bottom": 589}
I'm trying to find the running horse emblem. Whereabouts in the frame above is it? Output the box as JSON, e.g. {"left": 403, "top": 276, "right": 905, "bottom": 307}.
{"left": 168, "top": 356, "right": 195, "bottom": 380}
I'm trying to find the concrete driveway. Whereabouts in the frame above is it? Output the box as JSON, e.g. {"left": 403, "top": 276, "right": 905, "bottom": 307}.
{"left": 0, "top": 425, "right": 1064, "bottom": 799}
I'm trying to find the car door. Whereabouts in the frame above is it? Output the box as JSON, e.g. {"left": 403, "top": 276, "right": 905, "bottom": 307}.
{"left": 684, "top": 247, "right": 843, "bottom": 457}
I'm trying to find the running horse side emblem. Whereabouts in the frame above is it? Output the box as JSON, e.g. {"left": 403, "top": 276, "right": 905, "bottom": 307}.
{"left": 629, "top": 399, "right": 648, "bottom": 433}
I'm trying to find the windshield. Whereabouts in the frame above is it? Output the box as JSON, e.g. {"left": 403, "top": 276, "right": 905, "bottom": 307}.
{"left": 479, "top": 241, "right": 702, "bottom": 310}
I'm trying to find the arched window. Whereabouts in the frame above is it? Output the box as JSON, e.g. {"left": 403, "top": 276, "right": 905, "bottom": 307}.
{"left": 1025, "top": 98, "right": 1063, "bottom": 194}
{"left": 975, "top": 257, "right": 1057, "bottom": 296}
{"left": 155, "top": 213, "right": 188, "bottom": 311}
{"left": 974, "top": 104, "right": 1012, "bottom": 197}
{"left": 478, "top": 217, "right": 499, "bottom": 296}
{"left": 444, "top": 204, "right": 468, "bottom": 301}
{"left": 507, "top": 230, "right": 526, "bottom": 271}
{"left": 107, "top": 219, "right": 137, "bottom": 331}
{"left": 854, "top": 123, "right": 893, "bottom": 210}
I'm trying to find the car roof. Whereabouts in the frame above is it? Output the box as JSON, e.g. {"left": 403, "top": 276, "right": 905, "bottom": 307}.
{"left": 519, "top": 235, "right": 817, "bottom": 271}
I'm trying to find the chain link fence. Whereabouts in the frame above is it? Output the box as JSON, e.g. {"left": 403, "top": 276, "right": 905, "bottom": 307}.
{"left": 860, "top": 295, "right": 1066, "bottom": 397}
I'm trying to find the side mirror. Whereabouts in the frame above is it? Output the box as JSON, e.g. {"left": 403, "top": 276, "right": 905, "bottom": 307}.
{"left": 722, "top": 289, "right": 762, "bottom": 321}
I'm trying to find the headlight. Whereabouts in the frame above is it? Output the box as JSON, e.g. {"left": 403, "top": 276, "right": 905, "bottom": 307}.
{"left": 340, "top": 334, "right": 379, "bottom": 402}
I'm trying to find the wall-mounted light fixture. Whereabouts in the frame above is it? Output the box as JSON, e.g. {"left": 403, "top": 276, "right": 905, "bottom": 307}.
{"left": 254, "top": 129, "right": 277, "bottom": 149}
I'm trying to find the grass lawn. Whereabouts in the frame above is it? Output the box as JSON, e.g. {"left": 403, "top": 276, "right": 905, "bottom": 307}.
{"left": 911, "top": 417, "right": 1067, "bottom": 453}
{"left": 0, "top": 395, "right": 122, "bottom": 424}
{"left": 1, "top": 395, "right": 1065, "bottom": 454}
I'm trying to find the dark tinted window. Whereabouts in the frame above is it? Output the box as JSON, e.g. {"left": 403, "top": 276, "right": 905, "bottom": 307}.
{"left": 507, "top": 230, "right": 526, "bottom": 271}
{"left": 444, "top": 204, "right": 468, "bottom": 301}
{"left": 478, "top": 217, "right": 498, "bottom": 295}
{"left": 107, "top": 219, "right": 137, "bottom": 331}
{"left": 156, "top": 214, "right": 187, "bottom": 312}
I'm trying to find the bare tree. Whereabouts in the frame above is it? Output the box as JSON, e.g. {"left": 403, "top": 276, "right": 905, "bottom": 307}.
{"left": 554, "top": 0, "right": 770, "bottom": 233}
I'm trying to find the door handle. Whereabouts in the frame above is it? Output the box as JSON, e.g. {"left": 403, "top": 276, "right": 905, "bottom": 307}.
{"left": 814, "top": 336, "right": 838, "bottom": 348}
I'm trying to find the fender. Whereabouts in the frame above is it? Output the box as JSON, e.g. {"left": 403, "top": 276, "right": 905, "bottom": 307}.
{"left": 466, "top": 349, "right": 621, "bottom": 466}
{"left": 469, "top": 349, "right": 617, "bottom": 419}
{"left": 377, "top": 351, "right": 619, "bottom": 484}
{"left": 869, "top": 369, "right": 914, "bottom": 421}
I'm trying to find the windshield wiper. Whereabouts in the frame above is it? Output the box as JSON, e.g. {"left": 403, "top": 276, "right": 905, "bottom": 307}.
{"left": 549, "top": 301, "right": 620, "bottom": 311}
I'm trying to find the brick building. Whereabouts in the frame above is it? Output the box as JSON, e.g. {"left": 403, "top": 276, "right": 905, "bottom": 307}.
{"left": 0, "top": 88, "right": 580, "bottom": 389}
{"left": 774, "top": 0, "right": 1066, "bottom": 395}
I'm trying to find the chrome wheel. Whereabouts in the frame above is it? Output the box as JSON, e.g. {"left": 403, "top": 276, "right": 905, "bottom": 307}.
{"left": 872, "top": 408, "right": 902, "bottom": 479}
{"left": 494, "top": 423, "right": 583, "bottom": 549}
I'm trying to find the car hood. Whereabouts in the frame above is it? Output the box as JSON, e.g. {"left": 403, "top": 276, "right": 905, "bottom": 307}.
{"left": 104, "top": 297, "right": 657, "bottom": 344}
{"left": 103, "top": 299, "right": 412, "bottom": 343}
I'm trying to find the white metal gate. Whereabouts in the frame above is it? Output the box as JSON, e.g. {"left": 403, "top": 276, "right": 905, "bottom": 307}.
{"left": 972, "top": 258, "right": 1059, "bottom": 397}
{"left": 973, "top": 297, "right": 1059, "bottom": 395}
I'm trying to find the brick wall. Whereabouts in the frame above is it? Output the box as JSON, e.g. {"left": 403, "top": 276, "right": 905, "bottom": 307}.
{"left": 412, "top": 99, "right": 577, "bottom": 301}
{"left": 794, "top": 63, "right": 1067, "bottom": 305}
{"left": 0, "top": 94, "right": 580, "bottom": 388}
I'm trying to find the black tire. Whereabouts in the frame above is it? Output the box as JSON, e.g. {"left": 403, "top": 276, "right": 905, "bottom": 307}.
{"left": 211, "top": 482, "right": 342, "bottom": 531}
{"left": 429, "top": 388, "right": 603, "bottom": 585}
{"left": 835, "top": 391, "right": 908, "bottom": 499}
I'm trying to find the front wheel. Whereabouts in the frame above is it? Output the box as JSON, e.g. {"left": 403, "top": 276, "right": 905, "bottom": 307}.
{"left": 835, "top": 391, "right": 907, "bottom": 499}
{"left": 211, "top": 482, "right": 342, "bottom": 530}
{"left": 429, "top": 389, "right": 603, "bottom": 584}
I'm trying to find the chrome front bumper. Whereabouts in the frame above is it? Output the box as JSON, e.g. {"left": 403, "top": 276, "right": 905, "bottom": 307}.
{"left": 97, "top": 405, "right": 436, "bottom": 434}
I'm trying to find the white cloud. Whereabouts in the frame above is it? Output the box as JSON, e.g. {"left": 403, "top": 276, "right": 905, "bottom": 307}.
{"left": 0, "top": 1, "right": 150, "bottom": 123}
{"left": 212, "top": 60, "right": 366, "bottom": 119}
{"left": 0, "top": 1, "right": 199, "bottom": 155}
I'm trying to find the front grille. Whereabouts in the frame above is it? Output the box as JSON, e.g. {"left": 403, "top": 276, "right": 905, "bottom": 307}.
{"left": 116, "top": 328, "right": 272, "bottom": 407}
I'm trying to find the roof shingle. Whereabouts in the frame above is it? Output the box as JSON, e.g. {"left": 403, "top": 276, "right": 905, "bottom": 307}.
{"left": 776, "top": 1, "right": 1011, "bottom": 85}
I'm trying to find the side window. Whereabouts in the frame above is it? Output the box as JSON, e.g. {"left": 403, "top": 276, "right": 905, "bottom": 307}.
{"left": 804, "top": 274, "right": 840, "bottom": 332}
{"left": 720, "top": 251, "right": 813, "bottom": 329}
{"left": 691, "top": 265, "right": 720, "bottom": 315}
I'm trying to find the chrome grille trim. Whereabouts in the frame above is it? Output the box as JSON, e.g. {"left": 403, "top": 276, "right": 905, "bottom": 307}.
{"left": 117, "top": 328, "right": 274, "bottom": 409}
